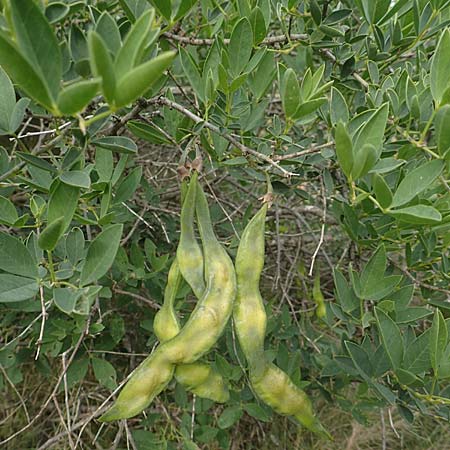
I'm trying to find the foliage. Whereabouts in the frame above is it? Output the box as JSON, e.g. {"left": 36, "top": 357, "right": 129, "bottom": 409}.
{"left": 1, "top": 0, "right": 450, "bottom": 448}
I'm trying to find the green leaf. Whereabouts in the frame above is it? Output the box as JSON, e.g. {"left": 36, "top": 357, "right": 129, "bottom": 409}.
{"left": 391, "top": 160, "right": 444, "bottom": 208}
{"left": 353, "top": 103, "right": 389, "bottom": 157}
{"left": 333, "top": 268, "right": 360, "bottom": 313}
{"left": 93, "top": 136, "right": 138, "bottom": 154}
{"left": 344, "top": 341, "right": 374, "bottom": 377}
{"left": 127, "top": 120, "right": 171, "bottom": 144}
{"left": 335, "top": 122, "right": 353, "bottom": 178}
{"left": 395, "top": 368, "right": 419, "bottom": 386}
{"left": 148, "top": 0, "right": 172, "bottom": 20}
{"left": 243, "top": 403, "right": 272, "bottom": 422}
{"left": 0, "top": 274, "right": 38, "bottom": 302}
{"left": 57, "top": 79, "right": 100, "bottom": 115}
{"left": 281, "top": 68, "right": 300, "bottom": 119}
{"left": 80, "top": 224, "right": 123, "bottom": 286}
{"left": 38, "top": 217, "right": 65, "bottom": 251}
{"left": 115, "top": 9, "right": 154, "bottom": 81}
{"left": 0, "top": 67, "right": 16, "bottom": 132}
{"left": 293, "top": 98, "right": 327, "bottom": 120}
{"left": 59, "top": 171, "right": 91, "bottom": 189}
{"left": 114, "top": 51, "right": 175, "bottom": 107}
{"left": 0, "top": 33, "right": 54, "bottom": 111}
{"left": 217, "top": 405, "right": 243, "bottom": 429}
{"left": 430, "top": 309, "right": 448, "bottom": 375}
{"left": 92, "top": 358, "right": 117, "bottom": 390}
{"left": 229, "top": 18, "right": 253, "bottom": 77}
{"left": 53, "top": 287, "right": 80, "bottom": 314}
{"left": 330, "top": 87, "right": 349, "bottom": 126}
{"left": 16, "top": 152, "right": 56, "bottom": 173}
{"left": 174, "top": 0, "right": 197, "bottom": 20}
{"left": 10, "top": 0, "right": 61, "bottom": 99}
{"left": 351, "top": 143, "right": 378, "bottom": 179}
{"left": 0, "top": 232, "right": 38, "bottom": 278}
{"left": 369, "top": 157, "right": 405, "bottom": 174}
{"left": 0, "top": 195, "right": 18, "bottom": 225}
{"left": 435, "top": 105, "right": 450, "bottom": 158}
{"left": 430, "top": 28, "right": 450, "bottom": 105}
{"left": 395, "top": 307, "right": 432, "bottom": 323}
{"left": 96, "top": 148, "right": 114, "bottom": 182}
{"left": 95, "top": 11, "right": 122, "bottom": 56}
{"left": 47, "top": 182, "right": 80, "bottom": 234}
{"left": 114, "top": 167, "right": 143, "bottom": 204}
{"left": 374, "top": 307, "right": 403, "bottom": 370}
{"left": 45, "top": 2, "right": 70, "bottom": 24}
{"left": 389, "top": 205, "right": 442, "bottom": 224}
{"left": 66, "top": 227, "right": 85, "bottom": 266}
{"left": 403, "top": 329, "right": 431, "bottom": 374}
{"left": 359, "top": 246, "right": 401, "bottom": 301}
{"left": 88, "top": 31, "right": 116, "bottom": 105}
{"left": 180, "top": 47, "right": 205, "bottom": 103}
{"left": 250, "top": 7, "right": 267, "bottom": 45}
{"left": 373, "top": 173, "right": 392, "bottom": 208}
{"left": 9, "top": 98, "right": 30, "bottom": 134}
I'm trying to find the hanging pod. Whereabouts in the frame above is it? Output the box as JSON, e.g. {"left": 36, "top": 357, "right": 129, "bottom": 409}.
{"left": 100, "top": 174, "right": 236, "bottom": 421}
{"left": 153, "top": 177, "right": 229, "bottom": 402}
{"left": 233, "top": 202, "right": 330, "bottom": 438}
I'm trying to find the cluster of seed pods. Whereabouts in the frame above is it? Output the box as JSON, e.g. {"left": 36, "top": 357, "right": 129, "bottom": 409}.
{"left": 100, "top": 173, "right": 328, "bottom": 438}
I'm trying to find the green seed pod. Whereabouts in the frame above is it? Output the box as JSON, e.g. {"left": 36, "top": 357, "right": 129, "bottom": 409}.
{"left": 99, "top": 349, "right": 174, "bottom": 421}
{"left": 153, "top": 254, "right": 229, "bottom": 402}
{"left": 177, "top": 171, "right": 205, "bottom": 299}
{"left": 100, "top": 177, "right": 235, "bottom": 421}
{"left": 153, "top": 258, "right": 181, "bottom": 342}
{"left": 313, "top": 272, "right": 326, "bottom": 319}
{"left": 175, "top": 363, "right": 229, "bottom": 403}
{"left": 234, "top": 202, "right": 329, "bottom": 438}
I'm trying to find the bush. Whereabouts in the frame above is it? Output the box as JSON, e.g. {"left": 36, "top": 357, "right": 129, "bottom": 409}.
{"left": 1, "top": 0, "right": 450, "bottom": 449}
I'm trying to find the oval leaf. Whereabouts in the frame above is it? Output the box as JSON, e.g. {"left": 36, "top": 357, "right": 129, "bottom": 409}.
{"left": 80, "top": 224, "right": 123, "bottom": 286}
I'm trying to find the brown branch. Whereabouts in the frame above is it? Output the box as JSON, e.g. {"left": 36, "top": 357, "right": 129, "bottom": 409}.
{"left": 162, "top": 32, "right": 308, "bottom": 46}
{"left": 153, "top": 96, "right": 297, "bottom": 177}
{"left": 273, "top": 142, "right": 333, "bottom": 161}
{"left": 114, "top": 288, "right": 160, "bottom": 310}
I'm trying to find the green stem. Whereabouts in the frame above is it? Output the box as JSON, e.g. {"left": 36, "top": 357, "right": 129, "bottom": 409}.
{"left": 418, "top": 108, "right": 437, "bottom": 145}
{"left": 81, "top": 109, "right": 113, "bottom": 129}
{"left": 47, "top": 251, "right": 56, "bottom": 283}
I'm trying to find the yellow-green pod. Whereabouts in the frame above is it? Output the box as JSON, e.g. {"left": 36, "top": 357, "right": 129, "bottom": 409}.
{"left": 99, "top": 349, "right": 174, "bottom": 421}
{"left": 154, "top": 255, "right": 229, "bottom": 403}
{"left": 177, "top": 171, "right": 205, "bottom": 299}
{"left": 153, "top": 258, "right": 181, "bottom": 342}
{"left": 100, "top": 177, "right": 235, "bottom": 421}
{"left": 233, "top": 201, "right": 329, "bottom": 438}
{"left": 313, "top": 272, "right": 326, "bottom": 319}
{"left": 175, "top": 363, "right": 229, "bottom": 403}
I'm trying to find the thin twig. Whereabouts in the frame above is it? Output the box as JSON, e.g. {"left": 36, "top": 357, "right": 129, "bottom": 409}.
{"left": 0, "top": 317, "right": 91, "bottom": 446}
{"left": 35, "top": 285, "right": 47, "bottom": 360}
{"left": 0, "top": 365, "right": 30, "bottom": 423}
{"left": 190, "top": 395, "right": 196, "bottom": 441}
{"left": 309, "top": 177, "right": 327, "bottom": 276}
{"left": 74, "top": 372, "right": 136, "bottom": 448}
{"left": 273, "top": 142, "right": 333, "bottom": 161}
{"left": 114, "top": 288, "right": 160, "bottom": 309}
{"left": 154, "top": 97, "right": 297, "bottom": 177}
{"left": 388, "top": 407, "right": 400, "bottom": 439}
{"left": 381, "top": 409, "right": 387, "bottom": 450}
{"left": 1, "top": 313, "right": 43, "bottom": 350}
{"left": 121, "top": 202, "right": 155, "bottom": 230}
{"left": 52, "top": 396, "right": 76, "bottom": 450}
{"left": 162, "top": 32, "right": 308, "bottom": 46}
